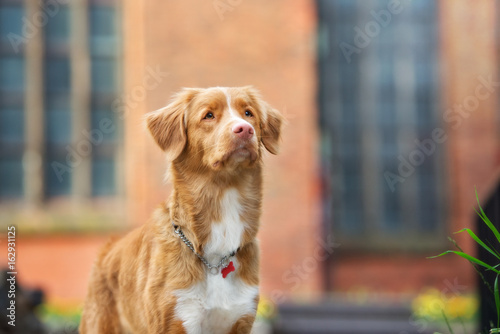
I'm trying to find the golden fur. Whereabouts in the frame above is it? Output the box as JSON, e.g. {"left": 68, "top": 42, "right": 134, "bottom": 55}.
{"left": 80, "top": 86, "right": 283, "bottom": 333}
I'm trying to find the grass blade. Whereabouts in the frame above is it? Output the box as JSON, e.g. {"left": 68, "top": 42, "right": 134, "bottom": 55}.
{"left": 428, "top": 251, "right": 452, "bottom": 259}
{"left": 441, "top": 309, "right": 453, "bottom": 334}
{"left": 487, "top": 239, "right": 500, "bottom": 259}
{"left": 455, "top": 228, "right": 500, "bottom": 261}
{"left": 475, "top": 188, "right": 500, "bottom": 244}
{"left": 496, "top": 274, "right": 500, "bottom": 329}
{"left": 429, "top": 251, "right": 500, "bottom": 274}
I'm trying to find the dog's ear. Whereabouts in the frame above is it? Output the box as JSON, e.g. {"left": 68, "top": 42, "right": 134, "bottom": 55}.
{"left": 245, "top": 86, "right": 284, "bottom": 155}
{"left": 146, "top": 88, "right": 199, "bottom": 160}
{"left": 261, "top": 104, "right": 283, "bottom": 155}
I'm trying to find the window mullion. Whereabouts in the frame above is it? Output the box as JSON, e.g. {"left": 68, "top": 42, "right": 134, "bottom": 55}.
{"left": 70, "top": 0, "right": 91, "bottom": 202}
{"left": 24, "top": 0, "right": 45, "bottom": 206}
{"left": 113, "top": 0, "right": 124, "bottom": 198}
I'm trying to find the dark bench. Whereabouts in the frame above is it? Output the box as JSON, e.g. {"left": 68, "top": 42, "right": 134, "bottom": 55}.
{"left": 272, "top": 302, "right": 440, "bottom": 334}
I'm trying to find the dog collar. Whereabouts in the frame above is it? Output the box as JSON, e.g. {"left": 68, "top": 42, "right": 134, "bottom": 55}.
{"left": 172, "top": 223, "right": 239, "bottom": 277}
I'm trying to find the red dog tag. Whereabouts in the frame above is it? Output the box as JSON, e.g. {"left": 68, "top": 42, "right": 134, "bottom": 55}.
{"left": 221, "top": 261, "right": 235, "bottom": 278}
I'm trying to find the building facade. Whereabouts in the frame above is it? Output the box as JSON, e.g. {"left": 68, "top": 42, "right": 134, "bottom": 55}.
{"left": 0, "top": 0, "right": 498, "bottom": 309}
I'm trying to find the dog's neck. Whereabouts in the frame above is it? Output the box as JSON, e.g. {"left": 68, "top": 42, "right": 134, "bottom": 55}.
{"left": 168, "top": 161, "right": 263, "bottom": 254}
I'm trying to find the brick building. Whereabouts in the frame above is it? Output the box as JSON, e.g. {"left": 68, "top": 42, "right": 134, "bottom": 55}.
{"left": 0, "top": 0, "right": 499, "bottom": 315}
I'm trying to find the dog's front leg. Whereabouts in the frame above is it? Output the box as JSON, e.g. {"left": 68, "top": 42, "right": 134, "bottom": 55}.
{"left": 229, "top": 314, "right": 256, "bottom": 334}
{"left": 79, "top": 276, "right": 122, "bottom": 334}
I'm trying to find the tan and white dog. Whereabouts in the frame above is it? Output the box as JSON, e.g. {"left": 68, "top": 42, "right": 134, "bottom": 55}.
{"left": 79, "top": 86, "right": 283, "bottom": 333}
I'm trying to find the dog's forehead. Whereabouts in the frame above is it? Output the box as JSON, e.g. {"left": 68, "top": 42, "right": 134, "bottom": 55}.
{"left": 193, "top": 87, "right": 253, "bottom": 108}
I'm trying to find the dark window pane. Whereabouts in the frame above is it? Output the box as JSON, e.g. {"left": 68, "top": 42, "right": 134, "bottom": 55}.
{"left": 92, "top": 157, "right": 115, "bottom": 196}
{"left": 90, "top": 6, "right": 115, "bottom": 38}
{"left": 45, "top": 6, "right": 69, "bottom": 44}
{"left": 45, "top": 94, "right": 71, "bottom": 144}
{"left": 0, "top": 57, "right": 24, "bottom": 91}
{"left": 91, "top": 109, "right": 117, "bottom": 143}
{"left": 90, "top": 6, "right": 117, "bottom": 57}
{"left": 382, "top": 185, "right": 402, "bottom": 233}
{"left": 417, "top": 161, "right": 439, "bottom": 232}
{"left": 0, "top": 108, "right": 23, "bottom": 143}
{"left": 91, "top": 58, "right": 115, "bottom": 93}
{"left": 0, "top": 4, "right": 25, "bottom": 199}
{"left": 45, "top": 58, "right": 70, "bottom": 92}
{"left": 0, "top": 6, "right": 24, "bottom": 40}
{"left": 45, "top": 109, "right": 72, "bottom": 145}
{"left": 45, "top": 156, "right": 71, "bottom": 196}
{"left": 0, "top": 158, "right": 23, "bottom": 198}
{"left": 44, "top": 94, "right": 72, "bottom": 197}
{"left": 45, "top": 55, "right": 71, "bottom": 196}
{"left": 89, "top": 3, "right": 120, "bottom": 198}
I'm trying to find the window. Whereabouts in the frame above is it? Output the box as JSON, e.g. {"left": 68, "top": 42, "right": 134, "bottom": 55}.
{"left": 0, "top": 0, "right": 121, "bottom": 202}
{"left": 0, "top": 1, "right": 24, "bottom": 198}
{"left": 317, "top": 0, "right": 446, "bottom": 251}
{"left": 90, "top": 3, "right": 119, "bottom": 196}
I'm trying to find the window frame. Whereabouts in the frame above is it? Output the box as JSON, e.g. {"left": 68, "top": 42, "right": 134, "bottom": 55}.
{"left": 317, "top": 0, "right": 448, "bottom": 253}
{"left": 0, "top": 0, "right": 124, "bottom": 233}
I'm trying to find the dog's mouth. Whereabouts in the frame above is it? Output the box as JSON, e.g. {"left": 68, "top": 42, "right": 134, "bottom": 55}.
{"left": 212, "top": 145, "right": 258, "bottom": 169}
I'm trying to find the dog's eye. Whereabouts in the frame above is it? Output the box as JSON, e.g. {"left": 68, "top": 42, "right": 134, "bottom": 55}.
{"left": 245, "top": 110, "right": 253, "bottom": 117}
{"left": 204, "top": 112, "right": 214, "bottom": 120}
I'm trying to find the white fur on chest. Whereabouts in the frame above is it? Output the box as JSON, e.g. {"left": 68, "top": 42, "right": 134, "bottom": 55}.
{"left": 173, "top": 188, "right": 258, "bottom": 334}
{"left": 203, "top": 188, "right": 245, "bottom": 264}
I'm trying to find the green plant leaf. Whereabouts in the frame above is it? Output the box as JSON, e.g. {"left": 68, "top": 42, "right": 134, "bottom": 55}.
{"left": 429, "top": 251, "right": 500, "bottom": 274}
{"left": 486, "top": 239, "right": 500, "bottom": 259}
{"left": 441, "top": 309, "right": 453, "bottom": 334}
{"left": 496, "top": 274, "right": 500, "bottom": 329}
{"left": 475, "top": 188, "right": 500, "bottom": 244}
{"left": 455, "top": 228, "right": 500, "bottom": 261}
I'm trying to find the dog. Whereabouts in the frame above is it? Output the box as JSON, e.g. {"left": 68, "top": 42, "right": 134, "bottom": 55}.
{"left": 79, "top": 86, "right": 283, "bottom": 333}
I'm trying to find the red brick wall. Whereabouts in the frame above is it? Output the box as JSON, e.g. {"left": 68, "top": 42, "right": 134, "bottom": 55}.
{"left": 9, "top": 236, "right": 109, "bottom": 302}
{"left": 4, "top": 0, "right": 499, "bottom": 306}
{"left": 0, "top": 0, "right": 320, "bottom": 305}
{"left": 125, "top": 0, "right": 322, "bottom": 300}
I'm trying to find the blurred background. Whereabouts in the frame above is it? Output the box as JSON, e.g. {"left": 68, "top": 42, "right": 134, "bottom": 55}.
{"left": 0, "top": 0, "right": 499, "bottom": 333}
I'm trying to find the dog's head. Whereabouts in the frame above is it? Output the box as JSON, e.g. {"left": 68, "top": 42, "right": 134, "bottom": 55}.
{"left": 146, "top": 86, "right": 283, "bottom": 171}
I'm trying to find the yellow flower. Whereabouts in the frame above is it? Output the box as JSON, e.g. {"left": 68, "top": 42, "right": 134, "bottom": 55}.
{"left": 445, "top": 295, "right": 478, "bottom": 320}
{"left": 412, "top": 288, "right": 445, "bottom": 320}
{"left": 256, "top": 296, "right": 276, "bottom": 320}
{"left": 412, "top": 288, "right": 478, "bottom": 321}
